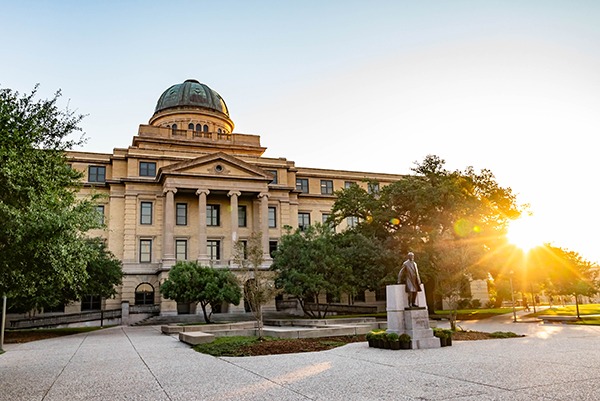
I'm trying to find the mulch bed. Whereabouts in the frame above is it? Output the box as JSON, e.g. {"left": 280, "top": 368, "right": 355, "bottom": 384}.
{"left": 239, "top": 335, "right": 367, "bottom": 356}
{"left": 4, "top": 330, "right": 80, "bottom": 344}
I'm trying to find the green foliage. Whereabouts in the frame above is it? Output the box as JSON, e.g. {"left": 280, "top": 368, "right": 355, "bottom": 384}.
{"left": 160, "top": 261, "right": 241, "bottom": 323}
{"left": 385, "top": 332, "right": 399, "bottom": 342}
{"left": 488, "top": 331, "right": 518, "bottom": 338}
{"left": 399, "top": 333, "right": 411, "bottom": 342}
{"left": 318, "top": 340, "right": 346, "bottom": 347}
{"left": 271, "top": 224, "right": 348, "bottom": 318}
{"left": 193, "top": 336, "right": 262, "bottom": 357}
{"left": 0, "top": 86, "right": 105, "bottom": 301}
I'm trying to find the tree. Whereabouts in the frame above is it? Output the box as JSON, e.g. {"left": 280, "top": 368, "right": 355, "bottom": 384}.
{"left": 6, "top": 237, "right": 124, "bottom": 315}
{"left": 271, "top": 224, "right": 349, "bottom": 318}
{"left": 160, "top": 261, "right": 241, "bottom": 323}
{"left": 233, "top": 231, "right": 279, "bottom": 338}
{"left": 0, "top": 86, "right": 104, "bottom": 302}
{"left": 330, "top": 155, "right": 523, "bottom": 310}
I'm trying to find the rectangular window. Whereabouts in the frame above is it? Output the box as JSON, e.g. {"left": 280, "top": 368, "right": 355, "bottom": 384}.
{"left": 139, "top": 162, "right": 156, "bottom": 177}
{"left": 268, "top": 207, "right": 276, "bottom": 228}
{"left": 140, "top": 202, "right": 152, "bottom": 225}
{"left": 207, "top": 240, "right": 220, "bottom": 260}
{"left": 176, "top": 240, "right": 187, "bottom": 261}
{"left": 88, "top": 166, "right": 106, "bottom": 183}
{"left": 296, "top": 178, "right": 309, "bottom": 193}
{"left": 176, "top": 203, "right": 187, "bottom": 225}
{"left": 375, "top": 286, "right": 387, "bottom": 302}
{"left": 207, "top": 205, "right": 220, "bottom": 226}
{"left": 240, "top": 240, "right": 248, "bottom": 259}
{"left": 355, "top": 291, "right": 366, "bottom": 303}
{"left": 267, "top": 170, "right": 278, "bottom": 184}
{"left": 298, "top": 212, "right": 310, "bottom": 232}
{"left": 347, "top": 216, "right": 359, "bottom": 228}
{"left": 322, "top": 213, "right": 334, "bottom": 232}
{"left": 345, "top": 181, "right": 356, "bottom": 189}
{"left": 269, "top": 241, "right": 278, "bottom": 258}
{"left": 97, "top": 205, "right": 105, "bottom": 225}
{"left": 321, "top": 180, "right": 333, "bottom": 195}
{"left": 140, "top": 239, "right": 152, "bottom": 263}
{"left": 238, "top": 205, "right": 247, "bottom": 227}
{"left": 81, "top": 295, "right": 101, "bottom": 311}
{"left": 368, "top": 182, "right": 380, "bottom": 194}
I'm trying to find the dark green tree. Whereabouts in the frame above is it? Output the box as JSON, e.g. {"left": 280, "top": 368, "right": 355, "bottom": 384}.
{"left": 271, "top": 224, "right": 348, "bottom": 318}
{"left": 0, "top": 86, "right": 104, "bottom": 301}
{"left": 160, "top": 261, "right": 241, "bottom": 323}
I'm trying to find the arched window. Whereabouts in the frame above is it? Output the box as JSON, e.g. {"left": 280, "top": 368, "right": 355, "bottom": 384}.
{"left": 188, "top": 123, "right": 194, "bottom": 130}
{"left": 172, "top": 123, "right": 177, "bottom": 130}
{"left": 196, "top": 123, "right": 201, "bottom": 132}
{"left": 135, "top": 283, "right": 155, "bottom": 305}
{"left": 203, "top": 124, "right": 209, "bottom": 132}
{"left": 166, "top": 124, "right": 170, "bottom": 128}
{"left": 218, "top": 128, "right": 222, "bottom": 133}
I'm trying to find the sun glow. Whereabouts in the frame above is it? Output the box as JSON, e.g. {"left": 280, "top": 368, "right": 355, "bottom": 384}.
{"left": 507, "top": 216, "right": 545, "bottom": 252}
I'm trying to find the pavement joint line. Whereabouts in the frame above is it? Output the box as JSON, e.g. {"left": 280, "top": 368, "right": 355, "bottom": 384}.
{"left": 40, "top": 331, "right": 89, "bottom": 401}
{"left": 217, "top": 357, "right": 316, "bottom": 400}
{"left": 122, "top": 326, "right": 174, "bottom": 401}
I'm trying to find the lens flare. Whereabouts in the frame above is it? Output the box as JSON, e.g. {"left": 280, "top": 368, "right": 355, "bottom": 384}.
{"left": 390, "top": 218, "right": 400, "bottom": 225}
{"left": 366, "top": 215, "right": 373, "bottom": 223}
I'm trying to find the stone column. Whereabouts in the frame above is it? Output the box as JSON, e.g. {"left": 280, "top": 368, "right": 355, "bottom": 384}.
{"left": 258, "top": 192, "right": 270, "bottom": 262}
{"left": 121, "top": 301, "right": 129, "bottom": 326}
{"left": 196, "top": 189, "right": 210, "bottom": 264}
{"left": 162, "top": 188, "right": 177, "bottom": 268}
{"left": 228, "top": 190, "right": 241, "bottom": 265}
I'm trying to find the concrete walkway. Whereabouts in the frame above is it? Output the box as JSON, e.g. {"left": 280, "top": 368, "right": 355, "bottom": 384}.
{"left": 2, "top": 315, "right": 600, "bottom": 400}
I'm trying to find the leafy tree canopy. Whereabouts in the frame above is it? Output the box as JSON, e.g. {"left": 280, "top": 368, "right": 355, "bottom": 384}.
{"left": 160, "top": 261, "right": 241, "bottom": 323}
{"left": 0, "top": 86, "right": 103, "bottom": 298}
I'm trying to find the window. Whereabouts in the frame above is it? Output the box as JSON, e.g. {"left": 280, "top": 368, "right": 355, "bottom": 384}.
{"left": 140, "top": 202, "right": 152, "bottom": 225}
{"left": 296, "top": 178, "right": 309, "bottom": 193}
{"left": 238, "top": 205, "right": 247, "bottom": 227}
{"left": 345, "top": 181, "right": 356, "bottom": 189}
{"left": 176, "top": 203, "right": 187, "bottom": 225}
{"left": 321, "top": 180, "right": 333, "bottom": 195}
{"left": 203, "top": 124, "right": 209, "bottom": 132}
{"left": 140, "top": 239, "right": 152, "bottom": 263}
{"left": 207, "top": 205, "right": 220, "bottom": 226}
{"left": 239, "top": 240, "right": 248, "bottom": 259}
{"left": 81, "top": 295, "right": 101, "bottom": 311}
{"left": 88, "top": 166, "right": 106, "bottom": 183}
{"left": 268, "top": 207, "right": 277, "bottom": 228}
{"left": 368, "top": 182, "right": 380, "bottom": 194}
{"left": 218, "top": 128, "right": 222, "bottom": 133}
{"left": 298, "top": 212, "right": 310, "bottom": 231}
{"left": 195, "top": 123, "right": 201, "bottom": 131}
{"left": 355, "top": 291, "right": 366, "bottom": 303}
{"left": 139, "top": 162, "right": 156, "bottom": 177}
{"left": 188, "top": 123, "right": 194, "bottom": 130}
{"left": 172, "top": 123, "right": 177, "bottom": 130}
{"left": 176, "top": 240, "right": 187, "bottom": 261}
{"left": 269, "top": 241, "right": 278, "bottom": 258}
{"left": 322, "top": 213, "right": 334, "bottom": 232}
{"left": 267, "top": 170, "right": 278, "bottom": 184}
{"left": 135, "top": 283, "right": 154, "bottom": 305}
{"left": 207, "top": 240, "right": 220, "bottom": 260}
{"left": 97, "top": 205, "right": 105, "bottom": 225}
{"left": 347, "top": 216, "right": 359, "bottom": 228}
{"left": 375, "top": 286, "right": 387, "bottom": 302}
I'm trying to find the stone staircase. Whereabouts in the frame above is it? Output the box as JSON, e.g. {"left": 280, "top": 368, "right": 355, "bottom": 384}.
{"left": 132, "top": 311, "right": 297, "bottom": 326}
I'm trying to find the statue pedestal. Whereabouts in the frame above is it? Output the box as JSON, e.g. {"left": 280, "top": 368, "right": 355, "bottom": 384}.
{"left": 387, "top": 285, "right": 440, "bottom": 349}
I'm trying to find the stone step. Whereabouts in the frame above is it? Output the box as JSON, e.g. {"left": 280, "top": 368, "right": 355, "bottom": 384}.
{"left": 179, "top": 331, "right": 215, "bottom": 345}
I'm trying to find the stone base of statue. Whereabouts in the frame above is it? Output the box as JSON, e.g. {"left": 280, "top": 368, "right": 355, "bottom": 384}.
{"left": 387, "top": 284, "right": 440, "bottom": 349}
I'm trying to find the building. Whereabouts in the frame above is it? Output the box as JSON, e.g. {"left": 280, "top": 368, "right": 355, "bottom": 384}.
{"left": 64, "top": 79, "right": 406, "bottom": 318}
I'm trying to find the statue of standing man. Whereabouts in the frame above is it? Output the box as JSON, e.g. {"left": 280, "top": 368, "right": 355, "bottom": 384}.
{"left": 398, "top": 252, "right": 422, "bottom": 308}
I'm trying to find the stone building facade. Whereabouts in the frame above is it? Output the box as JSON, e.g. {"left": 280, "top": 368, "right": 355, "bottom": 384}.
{"left": 65, "top": 79, "right": 406, "bottom": 317}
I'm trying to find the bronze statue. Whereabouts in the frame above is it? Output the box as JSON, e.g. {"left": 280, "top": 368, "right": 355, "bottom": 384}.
{"left": 398, "top": 252, "right": 422, "bottom": 308}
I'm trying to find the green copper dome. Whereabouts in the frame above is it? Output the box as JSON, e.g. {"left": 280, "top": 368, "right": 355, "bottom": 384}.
{"left": 154, "top": 79, "right": 229, "bottom": 116}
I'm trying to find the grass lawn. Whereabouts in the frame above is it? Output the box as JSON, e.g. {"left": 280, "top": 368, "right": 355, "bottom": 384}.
{"left": 325, "top": 313, "right": 387, "bottom": 319}
{"left": 435, "top": 308, "right": 522, "bottom": 320}
{"left": 569, "top": 317, "right": 600, "bottom": 326}
{"left": 526, "top": 304, "right": 600, "bottom": 317}
{"left": 5, "top": 326, "right": 115, "bottom": 344}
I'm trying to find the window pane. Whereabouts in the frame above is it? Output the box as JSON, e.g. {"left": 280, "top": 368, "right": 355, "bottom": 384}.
{"left": 203, "top": 124, "right": 209, "bottom": 132}
{"left": 176, "top": 203, "right": 187, "bottom": 225}
{"left": 196, "top": 123, "right": 201, "bottom": 131}
{"left": 269, "top": 241, "right": 278, "bottom": 258}
{"left": 135, "top": 283, "right": 154, "bottom": 305}
{"left": 207, "top": 240, "right": 220, "bottom": 260}
{"left": 267, "top": 170, "right": 278, "bottom": 184}
{"left": 188, "top": 123, "right": 194, "bottom": 130}
{"left": 176, "top": 240, "right": 187, "bottom": 260}
{"left": 268, "top": 207, "right": 276, "bottom": 228}
{"left": 89, "top": 166, "right": 106, "bottom": 182}
{"left": 140, "top": 162, "right": 156, "bottom": 177}
{"left": 140, "top": 240, "right": 152, "bottom": 263}
{"left": 97, "top": 205, "right": 105, "bottom": 225}
{"left": 238, "top": 206, "right": 247, "bottom": 227}
{"left": 298, "top": 213, "right": 310, "bottom": 231}
{"left": 296, "top": 178, "right": 308, "bottom": 193}
{"left": 321, "top": 180, "right": 333, "bottom": 195}
{"left": 207, "top": 205, "right": 220, "bottom": 226}
{"left": 345, "top": 181, "right": 355, "bottom": 189}
{"left": 141, "top": 202, "right": 152, "bottom": 225}
{"left": 368, "top": 183, "right": 379, "bottom": 194}
{"left": 347, "top": 216, "right": 358, "bottom": 228}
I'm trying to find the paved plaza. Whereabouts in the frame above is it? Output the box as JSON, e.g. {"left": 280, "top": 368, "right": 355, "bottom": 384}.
{"left": 2, "top": 313, "right": 600, "bottom": 400}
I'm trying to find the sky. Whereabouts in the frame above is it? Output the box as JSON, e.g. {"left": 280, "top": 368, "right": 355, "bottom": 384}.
{"left": 2, "top": 0, "right": 599, "bottom": 263}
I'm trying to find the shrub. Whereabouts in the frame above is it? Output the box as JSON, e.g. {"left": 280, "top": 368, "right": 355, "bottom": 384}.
{"left": 366, "top": 331, "right": 374, "bottom": 341}
{"left": 399, "top": 333, "right": 411, "bottom": 342}
{"left": 372, "top": 331, "right": 385, "bottom": 341}
{"left": 471, "top": 299, "right": 481, "bottom": 309}
{"left": 433, "top": 328, "right": 448, "bottom": 339}
{"left": 443, "top": 329, "right": 452, "bottom": 339}
{"left": 386, "top": 332, "right": 399, "bottom": 342}
{"left": 489, "top": 331, "right": 518, "bottom": 339}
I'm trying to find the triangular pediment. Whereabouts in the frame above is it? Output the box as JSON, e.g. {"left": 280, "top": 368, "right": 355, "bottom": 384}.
{"left": 159, "top": 152, "right": 273, "bottom": 180}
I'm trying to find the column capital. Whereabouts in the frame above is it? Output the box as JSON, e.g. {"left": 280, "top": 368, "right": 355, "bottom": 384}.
{"left": 163, "top": 187, "right": 177, "bottom": 195}
{"left": 228, "top": 190, "right": 242, "bottom": 198}
{"left": 258, "top": 192, "right": 270, "bottom": 199}
{"left": 196, "top": 189, "right": 210, "bottom": 196}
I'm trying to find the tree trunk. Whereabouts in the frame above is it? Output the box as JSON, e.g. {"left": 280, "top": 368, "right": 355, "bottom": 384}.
{"left": 575, "top": 294, "right": 581, "bottom": 319}
{"left": 257, "top": 305, "right": 263, "bottom": 339}
{"left": 200, "top": 302, "right": 211, "bottom": 324}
